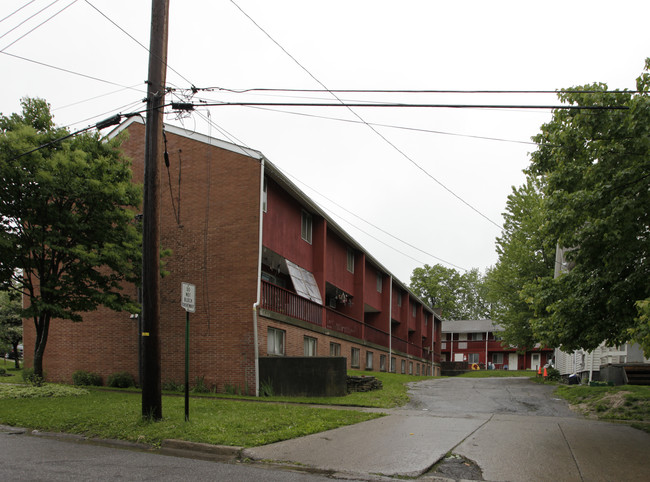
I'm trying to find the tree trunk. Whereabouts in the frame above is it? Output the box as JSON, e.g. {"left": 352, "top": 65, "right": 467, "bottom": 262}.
{"left": 32, "top": 313, "right": 50, "bottom": 379}
{"left": 11, "top": 342, "right": 20, "bottom": 370}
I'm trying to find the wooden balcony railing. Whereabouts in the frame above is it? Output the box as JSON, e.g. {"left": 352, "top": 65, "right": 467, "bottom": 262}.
{"left": 261, "top": 281, "right": 322, "bottom": 326}
{"left": 261, "top": 281, "right": 440, "bottom": 362}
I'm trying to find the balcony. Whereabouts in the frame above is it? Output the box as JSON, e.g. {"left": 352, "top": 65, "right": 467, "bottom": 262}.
{"left": 441, "top": 339, "right": 512, "bottom": 353}
{"left": 261, "top": 281, "right": 437, "bottom": 362}
{"left": 261, "top": 281, "right": 322, "bottom": 326}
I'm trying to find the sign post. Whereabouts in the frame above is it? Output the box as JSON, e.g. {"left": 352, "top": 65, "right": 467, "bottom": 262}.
{"left": 181, "top": 282, "right": 195, "bottom": 421}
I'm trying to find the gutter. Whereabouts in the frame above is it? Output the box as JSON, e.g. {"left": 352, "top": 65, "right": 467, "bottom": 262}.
{"left": 252, "top": 157, "right": 266, "bottom": 397}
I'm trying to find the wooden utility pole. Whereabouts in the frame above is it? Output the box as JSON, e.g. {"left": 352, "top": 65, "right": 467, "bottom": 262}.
{"left": 141, "top": 0, "right": 169, "bottom": 421}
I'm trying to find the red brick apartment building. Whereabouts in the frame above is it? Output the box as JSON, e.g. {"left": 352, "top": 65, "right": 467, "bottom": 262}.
{"left": 24, "top": 118, "right": 442, "bottom": 395}
{"left": 441, "top": 320, "right": 553, "bottom": 371}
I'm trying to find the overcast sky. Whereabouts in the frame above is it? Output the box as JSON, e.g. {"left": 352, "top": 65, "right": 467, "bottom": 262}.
{"left": 1, "top": 0, "right": 649, "bottom": 284}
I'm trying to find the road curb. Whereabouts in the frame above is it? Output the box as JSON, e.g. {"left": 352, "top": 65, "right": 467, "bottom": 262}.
{"left": 160, "top": 438, "right": 243, "bottom": 462}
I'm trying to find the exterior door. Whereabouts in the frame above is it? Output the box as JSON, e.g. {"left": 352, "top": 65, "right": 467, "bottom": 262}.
{"left": 508, "top": 353, "right": 518, "bottom": 371}
{"left": 531, "top": 353, "right": 541, "bottom": 371}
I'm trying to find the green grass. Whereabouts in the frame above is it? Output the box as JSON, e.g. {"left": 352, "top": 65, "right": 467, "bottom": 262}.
{"left": 0, "top": 387, "right": 383, "bottom": 447}
{"left": 554, "top": 384, "right": 650, "bottom": 424}
{"left": 455, "top": 369, "right": 535, "bottom": 378}
{"left": 0, "top": 365, "right": 24, "bottom": 384}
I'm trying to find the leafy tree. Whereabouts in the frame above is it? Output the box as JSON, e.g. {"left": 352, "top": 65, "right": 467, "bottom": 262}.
{"left": 483, "top": 176, "right": 555, "bottom": 349}
{"left": 0, "top": 98, "right": 142, "bottom": 378}
{"left": 0, "top": 289, "right": 22, "bottom": 368}
{"left": 523, "top": 60, "right": 650, "bottom": 354}
{"left": 410, "top": 263, "right": 488, "bottom": 320}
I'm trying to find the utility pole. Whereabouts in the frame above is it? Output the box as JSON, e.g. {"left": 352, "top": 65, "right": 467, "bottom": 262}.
{"left": 141, "top": 0, "right": 169, "bottom": 421}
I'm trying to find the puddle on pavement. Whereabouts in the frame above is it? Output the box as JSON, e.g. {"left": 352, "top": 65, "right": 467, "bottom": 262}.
{"left": 428, "top": 453, "right": 483, "bottom": 480}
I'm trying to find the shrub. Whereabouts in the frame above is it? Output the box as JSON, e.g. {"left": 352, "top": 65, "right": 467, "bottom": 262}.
{"left": 162, "top": 379, "right": 183, "bottom": 392}
{"left": 545, "top": 367, "right": 561, "bottom": 382}
{"left": 72, "top": 370, "right": 103, "bottom": 386}
{"left": 22, "top": 367, "right": 45, "bottom": 387}
{"left": 192, "top": 375, "right": 212, "bottom": 394}
{"left": 0, "top": 368, "right": 5, "bottom": 375}
{"left": 107, "top": 371, "right": 135, "bottom": 388}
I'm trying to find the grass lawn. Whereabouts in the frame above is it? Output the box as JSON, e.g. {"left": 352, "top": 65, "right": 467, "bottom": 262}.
{"left": 0, "top": 370, "right": 433, "bottom": 447}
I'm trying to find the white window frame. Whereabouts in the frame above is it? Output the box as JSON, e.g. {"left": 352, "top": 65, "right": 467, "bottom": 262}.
{"left": 267, "top": 327, "right": 285, "bottom": 356}
{"left": 492, "top": 353, "right": 504, "bottom": 364}
{"left": 391, "top": 357, "right": 396, "bottom": 373}
{"left": 301, "top": 210, "right": 312, "bottom": 244}
{"left": 380, "top": 354, "right": 387, "bottom": 372}
{"left": 304, "top": 336, "right": 317, "bottom": 356}
{"left": 347, "top": 247, "right": 355, "bottom": 273}
{"left": 366, "top": 351, "right": 373, "bottom": 370}
{"left": 468, "top": 353, "right": 480, "bottom": 364}
{"left": 351, "top": 347, "right": 360, "bottom": 368}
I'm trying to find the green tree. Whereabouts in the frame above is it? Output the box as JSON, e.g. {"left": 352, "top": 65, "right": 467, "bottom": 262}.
{"left": 0, "top": 98, "right": 142, "bottom": 378}
{"left": 483, "top": 176, "right": 555, "bottom": 349}
{"left": 524, "top": 60, "right": 650, "bottom": 354}
{"left": 410, "top": 264, "right": 488, "bottom": 320}
{"left": 0, "top": 289, "right": 22, "bottom": 368}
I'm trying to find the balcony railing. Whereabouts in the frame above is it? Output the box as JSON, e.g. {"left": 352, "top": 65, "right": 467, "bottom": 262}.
{"left": 261, "top": 281, "right": 322, "bottom": 326}
{"left": 441, "top": 340, "right": 512, "bottom": 352}
{"left": 261, "top": 281, "right": 438, "bottom": 362}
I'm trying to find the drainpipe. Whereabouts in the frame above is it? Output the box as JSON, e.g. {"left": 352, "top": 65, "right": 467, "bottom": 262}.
{"left": 589, "top": 350, "right": 594, "bottom": 383}
{"left": 252, "top": 157, "right": 266, "bottom": 397}
{"left": 388, "top": 276, "right": 393, "bottom": 368}
{"left": 485, "top": 331, "right": 488, "bottom": 368}
{"left": 450, "top": 331, "right": 454, "bottom": 361}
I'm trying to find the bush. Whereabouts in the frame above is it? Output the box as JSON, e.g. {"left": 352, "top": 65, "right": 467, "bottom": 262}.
{"left": 72, "top": 370, "right": 103, "bottom": 386}
{"left": 192, "top": 375, "right": 212, "bottom": 394}
{"left": 545, "top": 367, "right": 561, "bottom": 382}
{"left": 0, "top": 368, "right": 5, "bottom": 375}
{"left": 107, "top": 371, "right": 135, "bottom": 388}
{"left": 162, "top": 379, "right": 183, "bottom": 392}
{"left": 22, "top": 367, "right": 45, "bottom": 387}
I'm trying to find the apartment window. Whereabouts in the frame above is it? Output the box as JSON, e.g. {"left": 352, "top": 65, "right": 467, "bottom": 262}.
{"left": 468, "top": 353, "right": 480, "bottom": 364}
{"left": 301, "top": 210, "right": 312, "bottom": 244}
{"left": 409, "top": 362, "right": 413, "bottom": 375}
{"left": 397, "top": 291, "right": 402, "bottom": 307}
{"left": 376, "top": 272, "right": 383, "bottom": 293}
{"left": 262, "top": 177, "right": 267, "bottom": 213}
{"left": 304, "top": 336, "right": 317, "bottom": 356}
{"left": 366, "top": 351, "right": 373, "bottom": 370}
{"left": 412, "top": 304, "right": 417, "bottom": 318}
{"left": 391, "top": 357, "right": 396, "bottom": 373}
{"left": 330, "top": 342, "right": 341, "bottom": 356}
{"left": 267, "top": 327, "right": 285, "bottom": 355}
{"left": 351, "top": 347, "right": 360, "bottom": 368}
{"left": 424, "top": 314, "right": 428, "bottom": 326}
{"left": 492, "top": 353, "right": 504, "bottom": 365}
{"left": 401, "top": 360, "right": 406, "bottom": 374}
{"left": 469, "top": 332, "right": 483, "bottom": 341}
{"left": 416, "top": 364, "right": 420, "bottom": 376}
{"left": 380, "top": 355, "right": 387, "bottom": 372}
{"left": 347, "top": 247, "right": 355, "bottom": 273}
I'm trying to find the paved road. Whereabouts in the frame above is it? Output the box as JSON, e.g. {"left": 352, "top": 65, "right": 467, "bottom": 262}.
{"left": 246, "top": 377, "right": 650, "bottom": 481}
{"left": 0, "top": 429, "right": 346, "bottom": 482}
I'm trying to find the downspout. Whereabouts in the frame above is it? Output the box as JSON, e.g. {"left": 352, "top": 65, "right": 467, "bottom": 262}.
{"left": 589, "top": 350, "right": 594, "bottom": 383}
{"left": 450, "top": 331, "right": 454, "bottom": 360}
{"left": 431, "top": 313, "right": 434, "bottom": 375}
{"left": 252, "top": 157, "right": 266, "bottom": 397}
{"left": 485, "top": 331, "right": 488, "bottom": 368}
{"left": 389, "top": 276, "right": 393, "bottom": 369}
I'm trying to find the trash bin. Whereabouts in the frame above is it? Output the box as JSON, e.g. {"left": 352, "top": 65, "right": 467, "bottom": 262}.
{"left": 568, "top": 374, "right": 580, "bottom": 385}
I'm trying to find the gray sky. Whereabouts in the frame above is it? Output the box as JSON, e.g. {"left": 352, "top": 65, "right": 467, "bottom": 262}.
{"left": 1, "top": 0, "right": 649, "bottom": 283}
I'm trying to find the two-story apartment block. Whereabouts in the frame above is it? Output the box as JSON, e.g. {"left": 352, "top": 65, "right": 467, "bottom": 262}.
{"left": 441, "top": 320, "right": 553, "bottom": 371}
{"left": 23, "top": 117, "right": 441, "bottom": 395}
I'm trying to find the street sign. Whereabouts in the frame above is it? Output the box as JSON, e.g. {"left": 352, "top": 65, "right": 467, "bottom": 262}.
{"left": 181, "top": 282, "right": 196, "bottom": 313}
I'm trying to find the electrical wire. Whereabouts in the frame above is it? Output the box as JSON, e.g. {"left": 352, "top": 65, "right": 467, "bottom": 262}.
{"left": 0, "top": 0, "right": 37, "bottom": 25}
{"left": 206, "top": 87, "right": 642, "bottom": 95}
{"left": 83, "top": 0, "right": 195, "bottom": 88}
{"left": 0, "top": 0, "right": 79, "bottom": 53}
{"left": 0, "top": 0, "right": 59, "bottom": 41}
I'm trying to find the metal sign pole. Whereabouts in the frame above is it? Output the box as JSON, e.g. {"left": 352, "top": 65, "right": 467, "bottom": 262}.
{"left": 181, "top": 282, "right": 196, "bottom": 422}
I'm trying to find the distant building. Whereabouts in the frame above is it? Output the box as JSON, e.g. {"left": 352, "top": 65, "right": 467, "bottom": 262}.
{"left": 23, "top": 117, "right": 442, "bottom": 394}
{"left": 441, "top": 320, "right": 553, "bottom": 370}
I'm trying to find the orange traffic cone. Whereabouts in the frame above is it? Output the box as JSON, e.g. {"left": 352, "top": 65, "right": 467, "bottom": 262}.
{"left": 543, "top": 367, "right": 548, "bottom": 378}
{"left": 537, "top": 366, "right": 541, "bottom": 376}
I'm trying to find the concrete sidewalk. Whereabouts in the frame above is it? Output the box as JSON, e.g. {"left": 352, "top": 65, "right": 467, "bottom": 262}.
{"left": 244, "top": 411, "right": 650, "bottom": 481}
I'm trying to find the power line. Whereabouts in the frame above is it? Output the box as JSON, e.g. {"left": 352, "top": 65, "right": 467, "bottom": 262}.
{"left": 0, "top": 0, "right": 59, "bottom": 41}
{"left": 0, "top": 0, "right": 37, "bottom": 25}
{"left": 0, "top": 0, "right": 79, "bottom": 53}
{"left": 83, "top": 0, "right": 195, "bottom": 88}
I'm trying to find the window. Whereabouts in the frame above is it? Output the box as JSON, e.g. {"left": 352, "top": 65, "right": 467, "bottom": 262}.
{"left": 416, "top": 364, "right": 420, "bottom": 376}
{"left": 391, "top": 357, "right": 396, "bottom": 373}
{"left": 376, "top": 272, "right": 383, "bottom": 293}
{"left": 347, "top": 247, "right": 355, "bottom": 273}
{"left": 330, "top": 342, "right": 341, "bottom": 356}
{"left": 262, "top": 177, "right": 267, "bottom": 213}
{"left": 397, "top": 291, "right": 402, "bottom": 307}
{"left": 469, "top": 332, "right": 484, "bottom": 341}
{"left": 351, "top": 347, "right": 360, "bottom": 368}
{"left": 424, "top": 314, "right": 428, "bottom": 326}
{"left": 366, "top": 351, "right": 373, "bottom": 370}
{"left": 401, "top": 360, "right": 406, "bottom": 374}
{"left": 267, "top": 327, "right": 285, "bottom": 355}
{"left": 409, "top": 362, "right": 413, "bottom": 375}
{"left": 493, "top": 353, "right": 503, "bottom": 364}
{"left": 468, "top": 353, "right": 480, "bottom": 364}
{"left": 304, "top": 336, "right": 317, "bottom": 356}
{"left": 412, "top": 304, "right": 417, "bottom": 318}
{"left": 301, "top": 210, "right": 312, "bottom": 244}
{"left": 380, "top": 355, "right": 387, "bottom": 372}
